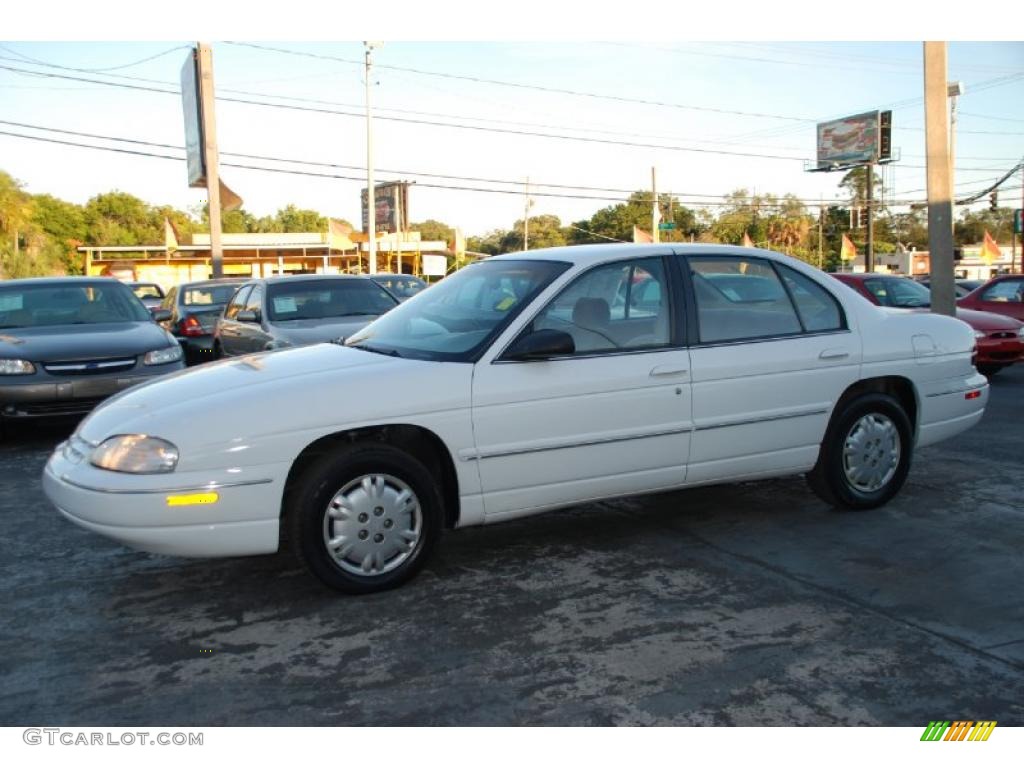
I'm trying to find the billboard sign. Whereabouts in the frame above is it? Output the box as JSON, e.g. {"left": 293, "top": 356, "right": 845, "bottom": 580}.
{"left": 816, "top": 110, "right": 891, "bottom": 170}
{"left": 180, "top": 48, "right": 205, "bottom": 187}
{"left": 361, "top": 182, "right": 409, "bottom": 234}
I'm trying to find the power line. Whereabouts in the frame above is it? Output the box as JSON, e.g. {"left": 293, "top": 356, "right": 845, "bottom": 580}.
{"left": 226, "top": 41, "right": 820, "bottom": 124}
{"left": 0, "top": 43, "right": 189, "bottom": 73}
{"left": 1, "top": 126, "right": 975, "bottom": 210}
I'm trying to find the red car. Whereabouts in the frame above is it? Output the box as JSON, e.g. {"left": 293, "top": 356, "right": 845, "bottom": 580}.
{"left": 830, "top": 273, "right": 1024, "bottom": 377}
{"left": 957, "top": 274, "right": 1024, "bottom": 323}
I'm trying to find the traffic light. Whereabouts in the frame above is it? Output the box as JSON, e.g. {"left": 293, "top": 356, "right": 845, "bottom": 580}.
{"left": 990, "top": 192, "right": 998, "bottom": 211}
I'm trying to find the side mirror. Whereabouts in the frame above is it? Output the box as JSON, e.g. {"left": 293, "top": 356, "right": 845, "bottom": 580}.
{"left": 504, "top": 329, "right": 575, "bottom": 361}
{"left": 151, "top": 308, "right": 171, "bottom": 323}
{"left": 237, "top": 309, "right": 260, "bottom": 324}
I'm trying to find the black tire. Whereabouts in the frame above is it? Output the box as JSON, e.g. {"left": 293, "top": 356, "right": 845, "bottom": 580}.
{"left": 807, "top": 392, "right": 913, "bottom": 510}
{"left": 287, "top": 443, "right": 442, "bottom": 594}
{"left": 212, "top": 339, "right": 224, "bottom": 360}
{"left": 977, "top": 363, "right": 1003, "bottom": 378}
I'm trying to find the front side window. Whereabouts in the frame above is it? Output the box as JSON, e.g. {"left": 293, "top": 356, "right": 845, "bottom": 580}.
{"left": 244, "top": 286, "right": 264, "bottom": 316}
{"left": 981, "top": 279, "right": 1024, "bottom": 303}
{"left": 690, "top": 257, "right": 802, "bottom": 343}
{"left": 346, "top": 259, "right": 569, "bottom": 362}
{"left": 267, "top": 280, "right": 397, "bottom": 322}
{"left": 528, "top": 257, "right": 672, "bottom": 355}
{"left": 0, "top": 281, "right": 151, "bottom": 328}
{"left": 224, "top": 285, "right": 252, "bottom": 320}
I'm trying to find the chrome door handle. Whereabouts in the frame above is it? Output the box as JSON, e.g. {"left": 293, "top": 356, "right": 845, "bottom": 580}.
{"left": 650, "top": 365, "right": 689, "bottom": 377}
{"left": 819, "top": 349, "right": 850, "bottom": 360}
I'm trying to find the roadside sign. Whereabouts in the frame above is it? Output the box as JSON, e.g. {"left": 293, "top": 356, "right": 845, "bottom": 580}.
{"left": 1014, "top": 208, "right": 1023, "bottom": 235}
{"left": 658, "top": 222, "right": 676, "bottom": 231}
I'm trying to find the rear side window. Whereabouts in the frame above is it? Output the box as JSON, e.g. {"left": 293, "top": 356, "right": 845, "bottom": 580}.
{"left": 776, "top": 265, "right": 844, "bottom": 332}
{"left": 690, "top": 257, "right": 801, "bottom": 343}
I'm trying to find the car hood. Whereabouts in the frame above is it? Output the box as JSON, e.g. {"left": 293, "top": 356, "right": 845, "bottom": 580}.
{"left": 0, "top": 322, "right": 175, "bottom": 362}
{"left": 75, "top": 343, "right": 471, "bottom": 470}
{"left": 271, "top": 316, "right": 381, "bottom": 344}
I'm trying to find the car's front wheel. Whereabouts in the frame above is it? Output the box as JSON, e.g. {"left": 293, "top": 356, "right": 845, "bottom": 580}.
{"left": 808, "top": 392, "right": 913, "bottom": 510}
{"left": 977, "top": 363, "right": 1003, "bottom": 378}
{"left": 287, "top": 444, "right": 441, "bottom": 594}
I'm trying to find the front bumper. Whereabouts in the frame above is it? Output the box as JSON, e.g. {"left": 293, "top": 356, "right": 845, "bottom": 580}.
{"left": 0, "top": 362, "right": 183, "bottom": 420}
{"left": 43, "top": 446, "right": 283, "bottom": 557}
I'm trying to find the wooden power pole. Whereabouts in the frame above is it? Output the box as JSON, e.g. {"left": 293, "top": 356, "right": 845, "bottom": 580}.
{"left": 923, "top": 42, "right": 956, "bottom": 317}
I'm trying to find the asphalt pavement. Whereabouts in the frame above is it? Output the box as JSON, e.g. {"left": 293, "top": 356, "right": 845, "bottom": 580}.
{"left": 1, "top": 367, "right": 1023, "bottom": 726}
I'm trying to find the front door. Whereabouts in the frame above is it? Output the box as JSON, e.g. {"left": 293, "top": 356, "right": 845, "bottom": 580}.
{"left": 471, "top": 255, "right": 693, "bottom": 521}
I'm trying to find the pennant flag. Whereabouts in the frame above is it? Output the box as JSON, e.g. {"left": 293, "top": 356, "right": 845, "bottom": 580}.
{"left": 840, "top": 233, "right": 857, "bottom": 262}
{"left": 218, "top": 179, "right": 243, "bottom": 213}
{"left": 980, "top": 229, "right": 1001, "bottom": 265}
{"left": 164, "top": 218, "right": 179, "bottom": 254}
{"left": 327, "top": 218, "right": 354, "bottom": 252}
{"left": 742, "top": 231, "right": 754, "bottom": 248}
{"left": 633, "top": 226, "right": 654, "bottom": 243}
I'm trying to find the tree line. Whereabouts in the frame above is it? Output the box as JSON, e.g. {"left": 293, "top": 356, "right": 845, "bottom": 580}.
{"left": 1, "top": 167, "right": 1016, "bottom": 279}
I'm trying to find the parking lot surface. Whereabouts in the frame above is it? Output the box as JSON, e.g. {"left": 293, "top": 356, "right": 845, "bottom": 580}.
{"left": 2, "top": 368, "right": 1023, "bottom": 726}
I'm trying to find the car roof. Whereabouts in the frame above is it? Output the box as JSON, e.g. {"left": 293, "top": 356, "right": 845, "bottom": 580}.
{"left": 487, "top": 243, "right": 814, "bottom": 268}
{"left": 0, "top": 276, "right": 127, "bottom": 287}
{"left": 176, "top": 278, "right": 248, "bottom": 289}
{"left": 251, "top": 274, "right": 372, "bottom": 285}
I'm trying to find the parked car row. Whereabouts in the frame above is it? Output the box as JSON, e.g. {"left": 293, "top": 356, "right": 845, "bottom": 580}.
{"left": 42, "top": 244, "right": 989, "bottom": 594}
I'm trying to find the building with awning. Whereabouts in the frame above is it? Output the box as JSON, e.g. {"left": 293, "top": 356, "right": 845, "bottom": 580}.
{"left": 78, "top": 230, "right": 451, "bottom": 286}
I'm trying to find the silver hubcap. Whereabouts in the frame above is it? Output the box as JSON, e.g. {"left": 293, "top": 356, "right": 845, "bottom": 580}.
{"left": 322, "top": 473, "right": 422, "bottom": 576}
{"left": 843, "top": 413, "right": 901, "bottom": 493}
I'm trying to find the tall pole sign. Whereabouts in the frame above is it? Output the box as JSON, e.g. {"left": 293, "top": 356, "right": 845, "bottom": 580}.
{"left": 181, "top": 43, "right": 240, "bottom": 280}
{"left": 923, "top": 42, "right": 956, "bottom": 317}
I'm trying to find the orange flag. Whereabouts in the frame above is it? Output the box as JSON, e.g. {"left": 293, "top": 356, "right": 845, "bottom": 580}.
{"left": 742, "top": 231, "right": 754, "bottom": 248}
{"left": 980, "top": 229, "right": 1001, "bottom": 265}
{"left": 840, "top": 233, "right": 857, "bottom": 262}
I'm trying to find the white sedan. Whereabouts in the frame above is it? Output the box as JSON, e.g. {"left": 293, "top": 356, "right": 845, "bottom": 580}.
{"left": 43, "top": 244, "right": 988, "bottom": 593}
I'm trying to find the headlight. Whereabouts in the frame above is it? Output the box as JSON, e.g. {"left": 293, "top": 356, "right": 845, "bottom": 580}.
{"left": 143, "top": 345, "right": 183, "bottom": 366}
{"left": 1018, "top": 327, "right": 1024, "bottom": 338}
{"left": 973, "top": 330, "right": 986, "bottom": 340}
{"left": 91, "top": 435, "right": 179, "bottom": 474}
{"left": 0, "top": 359, "right": 35, "bottom": 375}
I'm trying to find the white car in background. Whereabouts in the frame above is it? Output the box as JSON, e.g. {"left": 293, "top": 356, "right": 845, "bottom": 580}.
{"left": 43, "top": 244, "right": 988, "bottom": 594}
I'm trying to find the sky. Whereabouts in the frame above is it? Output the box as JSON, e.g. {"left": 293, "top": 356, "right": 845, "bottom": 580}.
{"left": 2, "top": 3, "right": 1022, "bottom": 239}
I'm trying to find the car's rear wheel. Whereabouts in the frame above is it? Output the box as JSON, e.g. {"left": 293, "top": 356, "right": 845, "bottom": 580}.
{"left": 213, "top": 340, "right": 223, "bottom": 360}
{"left": 808, "top": 392, "right": 913, "bottom": 510}
{"left": 287, "top": 443, "right": 441, "bottom": 594}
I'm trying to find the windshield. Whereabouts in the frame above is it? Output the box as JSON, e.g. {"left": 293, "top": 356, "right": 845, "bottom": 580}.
{"left": 374, "top": 275, "right": 426, "bottom": 299}
{"left": 346, "top": 259, "right": 570, "bottom": 362}
{"left": 131, "top": 284, "right": 163, "bottom": 299}
{"left": 267, "top": 279, "right": 397, "bottom": 322}
{"left": 863, "top": 277, "right": 932, "bottom": 308}
{"left": 0, "top": 281, "right": 151, "bottom": 328}
{"left": 184, "top": 283, "right": 243, "bottom": 307}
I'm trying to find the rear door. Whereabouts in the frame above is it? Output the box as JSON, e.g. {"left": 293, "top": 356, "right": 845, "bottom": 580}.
{"left": 684, "top": 254, "right": 860, "bottom": 484}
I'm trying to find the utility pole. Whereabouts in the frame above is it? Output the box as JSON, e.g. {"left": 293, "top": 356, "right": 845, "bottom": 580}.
{"left": 923, "top": 42, "right": 956, "bottom": 317}
{"left": 196, "top": 43, "right": 225, "bottom": 279}
{"left": 865, "top": 161, "right": 874, "bottom": 273}
{"left": 365, "top": 42, "right": 380, "bottom": 274}
{"left": 523, "top": 177, "right": 532, "bottom": 251}
{"left": 818, "top": 198, "right": 824, "bottom": 269}
{"left": 651, "top": 167, "right": 660, "bottom": 243}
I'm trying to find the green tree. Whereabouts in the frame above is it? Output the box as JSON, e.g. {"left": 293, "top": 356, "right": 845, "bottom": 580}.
{"left": 466, "top": 229, "right": 507, "bottom": 256}
{"left": 83, "top": 191, "right": 160, "bottom": 245}
{"left": 955, "top": 208, "right": 1013, "bottom": 245}
{"left": 409, "top": 219, "right": 452, "bottom": 243}
{"left": 501, "top": 214, "right": 568, "bottom": 252}
{"left": 30, "top": 194, "right": 87, "bottom": 274}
